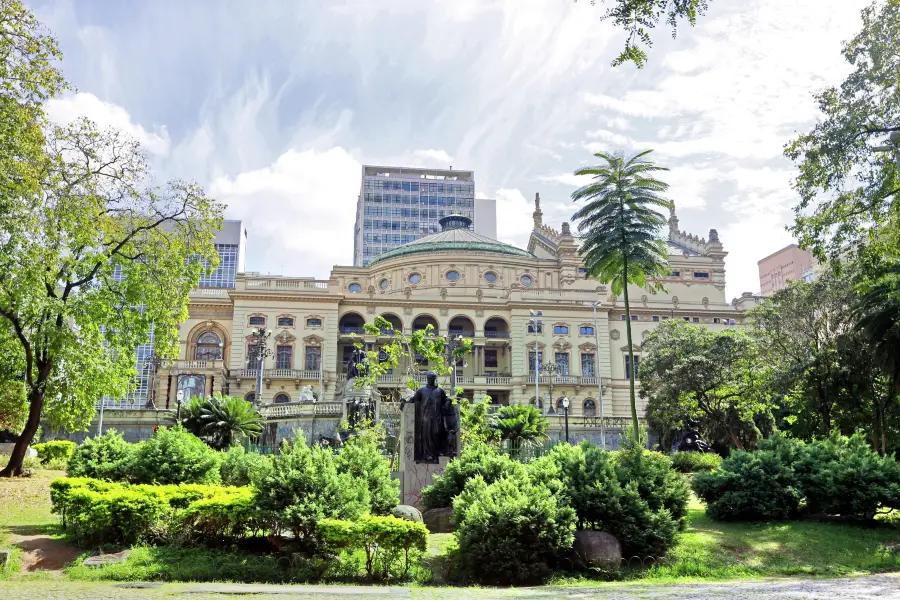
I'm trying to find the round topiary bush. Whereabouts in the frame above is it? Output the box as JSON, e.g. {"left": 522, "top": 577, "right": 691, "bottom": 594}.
{"left": 130, "top": 427, "right": 222, "bottom": 485}
{"left": 451, "top": 475, "right": 575, "bottom": 585}
{"left": 67, "top": 430, "right": 136, "bottom": 481}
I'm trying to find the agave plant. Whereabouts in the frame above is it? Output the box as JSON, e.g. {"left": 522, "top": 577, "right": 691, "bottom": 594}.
{"left": 181, "top": 392, "right": 263, "bottom": 450}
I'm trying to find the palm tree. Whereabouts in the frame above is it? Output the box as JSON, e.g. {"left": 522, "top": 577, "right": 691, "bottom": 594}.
{"left": 180, "top": 393, "right": 264, "bottom": 449}
{"left": 489, "top": 404, "right": 549, "bottom": 455}
{"left": 853, "top": 262, "right": 900, "bottom": 455}
{"left": 571, "top": 150, "right": 673, "bottom": 435}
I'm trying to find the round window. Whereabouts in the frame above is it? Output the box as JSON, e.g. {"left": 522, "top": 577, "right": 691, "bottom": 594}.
{"left": 520, "top": 274, "right": 534, "bottom": 287}
{"left": 348, "top": 283, "right": 362, "bottom": 293}
{"left": 484, "top": 271, "right": 498, "bottom": 283}
{"left": 446, "top": 270, "right": 460, "bottom": 282}
{"left": 379, "top": 278, "right": 389, "bottom": 290}
{"left": 408, "top": 272, "right": 422, "bottom": 284}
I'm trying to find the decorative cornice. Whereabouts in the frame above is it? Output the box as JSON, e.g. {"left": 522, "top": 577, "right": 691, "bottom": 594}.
{"left": 274, "top": 331, "right": 296, "bottom": 344}
{"left": 303, "top": 334, "right": 324, "bottom": 346}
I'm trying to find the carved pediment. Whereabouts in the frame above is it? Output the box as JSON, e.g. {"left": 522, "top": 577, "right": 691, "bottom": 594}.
{"left": 525, "top": 341, "right": 546, "bottom": 350}
{"left": 275, "top": 331, "right": 296, "bottom": 344}
{"left": 553, "top": 338, "right": 572, "bottom": 351}
{"left": 579, "top": 342, "right": 597, "bottom": 353}
{"left": 620, "top": 344, "right": 643, "bottom": 353}
{"left": 303, "top": 334, "right": 324, "bottom": 346}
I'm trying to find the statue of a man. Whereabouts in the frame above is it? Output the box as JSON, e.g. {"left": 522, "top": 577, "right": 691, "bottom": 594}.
{"left": 408, "top": 372, "right": 457, "bottom": 464}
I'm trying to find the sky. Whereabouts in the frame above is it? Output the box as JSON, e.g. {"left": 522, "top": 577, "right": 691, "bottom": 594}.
{"left": 32, "top": 0, "right": 868, "bottom": 299}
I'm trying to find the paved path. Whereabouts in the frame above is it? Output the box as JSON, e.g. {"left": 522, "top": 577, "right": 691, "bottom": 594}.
{"left": 2, "top": 575, "right": 900, "bottom": 599}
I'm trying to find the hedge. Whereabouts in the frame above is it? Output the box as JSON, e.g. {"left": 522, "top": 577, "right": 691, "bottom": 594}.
{"left": 317, "top": 515, "right": 428, "bottom": 580}
{"left": 32, "top": 440, "right": 76, "bottom": 465}
{"left": 670, "top": 451, "right": 722, "bottom": 473}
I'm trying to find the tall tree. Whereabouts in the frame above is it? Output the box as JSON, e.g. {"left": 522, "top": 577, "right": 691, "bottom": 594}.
{"left": 571, "top": 150, "right": 672, "bottom": 434}
{"left": 640, "top": 321, "right": 770, "bottom": 450}
{"left": 0, "top": 118, "right": 223, "bottom": 476}
{"left": 576, "top": 0, "right": 712, "bottom": 68}
{"left": 784, "top": 0, "right": 900, "bottom": 264}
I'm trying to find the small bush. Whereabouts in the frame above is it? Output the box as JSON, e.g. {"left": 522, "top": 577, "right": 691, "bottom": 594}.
{"left": 64, "top": 485, "right": 169, "bottom": 545}
{"left": 131, "top": 427, "right": 221, "bottom": 485}
{"left": 67, "top": 430, "right": 136, "bottom": 481}
{"left": 670, "top": 451, "right": 722, "bottom": 473}
{"left": 318, "top": 516, "right": 427, "bottom": 580}
{"left": 174, "top": 488, "right": 263, "bottom": 545}
{"left": 693, "top": 450, "right": 802, "bottom": 521}
{"left": 452, "top": 476, "right": 575, "bottom": 585}
{"left": 255, "top": 437, "right": 369, "bottom": 539}
{"left": 421, "top": 443, "right": 527, "bottom": 510}
{"left": 615, "top": 448, "right": 691, "bottom": 522}
{"left": 32, "top": 440, "right": 75, "bottom": 465}
{"left": 335, "top": 426, "right": 398, "bottom": 514}
{"left": 219, "top": 446, "right": 273, "bottom": 487}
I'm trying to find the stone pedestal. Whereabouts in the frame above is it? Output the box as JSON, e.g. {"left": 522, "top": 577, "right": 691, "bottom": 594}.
{"left": 399, "top": 401, "right": 459, "bottom": 509}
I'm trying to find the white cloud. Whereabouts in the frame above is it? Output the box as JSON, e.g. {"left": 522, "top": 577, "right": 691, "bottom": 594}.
{"left": 537, "top": 173, "right": 588, "bottom": 187}
{"left": 210, "top": 147, "right": 362, "bottom": 278}
{"left": 46, "top": 92, "right": 170, "bottom": 155}
{"left": 410, "top": 149, "right": 454, "bottom": 166}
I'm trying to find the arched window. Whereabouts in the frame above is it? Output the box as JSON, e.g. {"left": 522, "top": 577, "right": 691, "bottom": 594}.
{"left": 556, "top": 397, "right": 567, "bottom": 412}
{"left": 245, "top": 392, "right": 256, "bottom": 403}
{"left": 177, "top": 375, "right": 206, "bottom": 402}
{"left": 583, "top": 399, "right": 597, "bottom": 417}
{"left": 274, "top": 393, "right": 290, "bottom": 404}
{"left": 195, "top": 332, "right": 222, "bottom": 360}
{"left": 530, "top": 397, "right": 544, "bottom": 410}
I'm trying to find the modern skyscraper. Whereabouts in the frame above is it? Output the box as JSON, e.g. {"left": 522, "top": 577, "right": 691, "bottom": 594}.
{"left": 757, "top": 243, "right": 816, "bottom": 295}
{"left": 354, "top": 165, "right": 495, "bottom": 266}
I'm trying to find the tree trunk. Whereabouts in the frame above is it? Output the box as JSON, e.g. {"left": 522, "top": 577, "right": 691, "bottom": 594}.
{"left": 0, "top": 388, "right": 44, "bottom": 477}
{"left": 725, "top": 426, "right": 744, "bottom": 451}
{"left": 622, "top": 260, "right": 640, "bottom": 438}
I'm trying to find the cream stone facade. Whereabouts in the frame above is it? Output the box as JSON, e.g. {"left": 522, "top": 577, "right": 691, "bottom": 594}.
{"left": 123, "top": 195, "right": 761, "bottom": 448}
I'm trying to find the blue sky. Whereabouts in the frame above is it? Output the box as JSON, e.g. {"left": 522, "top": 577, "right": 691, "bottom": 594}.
{"left": 33, "top": 0, "right": 867, "bottom": 298}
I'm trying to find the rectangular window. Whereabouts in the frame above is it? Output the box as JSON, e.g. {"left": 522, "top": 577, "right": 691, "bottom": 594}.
{"left": 553, "top": 325, "right": 569, "bottom": 335}
{"left": 199, "top": 244, "right": 239, "bottom": 289}
{"left": 693, "top": 317, "right": 700, "bottom": 323}
{"left": 670, "top": 271, "right": 681, "bottom": 277}
{"left": 625, "top": 355, "right": 641, "bottom": 380}
{"left": 652, "top": 315, "right": 660, "bottom": 322}
{"left": 528, "top": 351, "right": 544, "bottom": 374}
{"left": 631, "top": 315, "right": 638, "bottom": 321}
{"left": 662, "top": 316, "right": 670, "bottom": 320}
{"left": 620, "top": 315, "right": 627, "bottom": 321}
{"left": 577, "top": 267, "right": 588, "bottom": 274}
{"left": 713, "top": 318, "right": 721, "bottom": 324}
{"left": 581, "top": 353, "right": 595, "bottom": 377}
{"left": 276, "top": 345, "right": 293, "bottom": 370}
{"left": 484, "top": 349, "right": 498, "bottom": 368}
{"left": 555, "top": 353, "right": 569, "bottom": 375}
{"left": 580, "top": 326, "right": 594, "bottom": 335}
{"left": 249, "top": 315, "right": 266, "bottom": 326}
{"left": 306, "top": 318, "right": 322, "bottom": 327}
{"left": 247, "top": 344, "right": 262, "bottom": 369}
{"left": 683, "top": 317, "right": 691, "bottom": 322}
{"left": 527, "top": 323, "right": 543, "bottom": 334}
{"left": 693, "top": 272, "right": 710, "bottom": 278}
{"left": 305, "top": 347, "right": 321, "bottom": 371}
{"left": 277, "top": 316, "right": 294, "bottom": 327}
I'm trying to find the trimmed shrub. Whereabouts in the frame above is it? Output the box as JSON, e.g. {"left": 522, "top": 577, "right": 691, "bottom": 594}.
{"left": 421, "top": 442, "right": 527, "bottom": 510}
{"left": 335, "top": 427, "right": 398, "bottom": 514}
{"left": 318, "top": 516, "right": 428, "bottom": 580}
{"left": 174, "top": 488, "right": 263, "bottom": 545}
{"left": 670, "top": 451, "right": 722, "bottom": 473}
{"left": 67, "top": 430, "right": 135, "bottom": 481}
{"left": 219, "top": 446, "right": 273, "bottom": 487}
{"left": 255, "top": 438, "right": 369, "bottom": 539}
{"left": 529, "top": 442, "right": 679, "bottom": 558}
{"left": 33, "top": 440, "right": 75, "bottom": 465}
{"left": 64, "top": 485, "right": 169, "bottom": 545}
{"left": 131, "top": 427, "right": 221, "bottom": 485}
{"left": 692, "top": 449, "right": 803, "bottom": 521}
{"left": 451, "top": 476, "right": 575, "bottom": 585}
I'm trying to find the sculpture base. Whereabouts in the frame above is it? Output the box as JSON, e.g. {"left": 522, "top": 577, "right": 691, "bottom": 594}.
{"left": 398, "top": 400, "right": 459, "bottom": 509}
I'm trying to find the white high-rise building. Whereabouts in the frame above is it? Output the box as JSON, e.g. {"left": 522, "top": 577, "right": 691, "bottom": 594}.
{"left": 353, "top": 165, "right": 496, "bottom": 266}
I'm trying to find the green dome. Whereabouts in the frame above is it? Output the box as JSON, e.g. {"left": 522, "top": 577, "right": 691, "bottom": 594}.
{"left": 368, "top": 215, "right": 534, "bottom": 266}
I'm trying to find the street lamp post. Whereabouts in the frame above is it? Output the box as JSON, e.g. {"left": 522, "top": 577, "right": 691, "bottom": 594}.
{"left": 176, "top": 389, "right": 185, "bottom": 422}
{"left": 249, "top": 327, "right": 273, "bottom": 405}
{"left": 562, "top": 396, "right": 570, "bottom": 443}
{"left": 541, "top": 361, "right": 559, "bottom": 415}
{"left": 528, "top": 310, "right": 543, "bottom": 412}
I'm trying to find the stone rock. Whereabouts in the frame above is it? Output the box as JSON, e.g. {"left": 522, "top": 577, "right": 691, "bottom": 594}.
{"left": 573, "top": 531, "right": 622, "bottom": 570}
{"left": 391, "top": 505, "right": 423, "bottom": 523}
{"left": 423, "top": 507, "right": 454, "bottom": 533}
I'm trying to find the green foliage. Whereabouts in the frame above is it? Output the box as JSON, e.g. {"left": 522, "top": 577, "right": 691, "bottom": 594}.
{"left": 335, "top": 423, "right": 398, "bottom": 514}
{"left": 577, "top": 0, "right": 711, "bottom": 68}
{"left": 693, "top": 450, "right": 803, "bottom": 521}
{"left": 529, "top": 442, "right": 682, "bottom": 558}
{"left": 0, "top": 380, "right": 27, "bottom": 433}
{"left": 173, "top": 488, "right": 262, "bottom": 545}
{"left": 488, "top": 404, "right": 549, "bottom": 447}
{"left": 451, "top": 475, "right": 575, "bottom": 585}
{"left": 32, "top": 440, "right": 74, "bottom": 464}
{"left": 670, "top": 451, "right": 722, "bottom": 473}
{"left": 571, "top": 149, "right": 673, "bottom": 433}
{"left": 642, "top": 320, "right": 772, "bottom": 450}
{"left": 181, "top": 393, "right": 263, "bottom": 450}
{"left": 61, "top": 485, "right": 169, "bottom": 545}
{"left": 219, "top": 445, "right": 273, "bottom": 487}
{"left": 66, "top": 430, "right": 136, "bottom": 481}
{"left": 421, "top": 443, "right": 527, "bottom": 511}
{"left": 255, "top": 437, "right": 369, "bottom": 539}
{"left": 131, "top": 427, "right": 221, "bottom": 485}
{"left": 318, "top": 516, "right": 428, "bottom": 580}
{"left": 457, "top": 396, "right": 499, "bottom": 446}
{"left": 784, "top": 0, "right": 900, "bottom": 262}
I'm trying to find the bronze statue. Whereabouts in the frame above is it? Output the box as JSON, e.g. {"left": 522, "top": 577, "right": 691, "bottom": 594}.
{"left": 407, "top": 372, "right": 458, "bottom": 464}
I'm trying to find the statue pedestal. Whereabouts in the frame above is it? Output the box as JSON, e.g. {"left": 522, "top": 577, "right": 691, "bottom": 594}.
{"left": 398, "top": 401, "right": 458, "bottom": 509}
